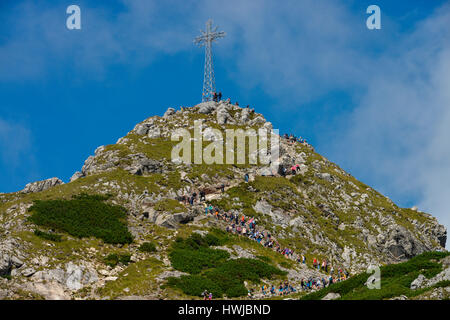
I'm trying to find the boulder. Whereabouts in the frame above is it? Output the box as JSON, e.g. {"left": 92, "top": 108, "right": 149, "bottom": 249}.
{"left": 382, "top": 226, "right": 428, "bottom": 260}
{"left": 197, "top": 101, "right": 217, "bottom": 114}
{"left": 216, "top": 106, "right": 230, "bottom": 125}
{"left": 231, "top": 245, "right": 255, "bottom": 259}
{"left": 148, "top": 126, "right": 161, "bottom": 139}
{"left": 240, "top": 108, "right": 250, "bottom": 123}
{"left": 425, "top": 267, "right": 450, "bottom": 288}
{"left": 22, "top": 178, "right": 63, "bottom": 194}
{"left": 0, "top": 254, "right": 12, "bottom": 277}
{"left": 163, "top": 107, "right": 176, "bottom": 118}
{"left": 21, "top": 267, "right": 36, "bottom": 277}
{"left": 122, "top": 154, "right": 163, "bottom": 176}
{"left": 390, "top": 295, "right": 408, "bottom": 300}
{"left": 70, "top": 171, "right": 84, "bottom": 182}
{"left": 147, "top": 208, "right": 194, "bottom": 229}
{"left": 322, "top": 292, "right": 341, "bottom": 300}
{"left": 253, "top": 200, "right": 289, "bottom": 226}
{"left": 135, "top": 123, "right": 150, "bottom": 135}
{"left": 411, "top": 274, "right": 427, "bottom": 290}
{"left": 249, "top": 115, "right": 266, "bottom": 126}
{"left": 31, "top": 263, "right": 98, "bottom": 292}
{"left": 316, "top": 172, "right": 334, "bottom": 182}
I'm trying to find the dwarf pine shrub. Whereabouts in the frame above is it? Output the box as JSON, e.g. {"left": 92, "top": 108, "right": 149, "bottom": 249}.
{"left": 28, "top": 193, "right": 133, "bottom": 244}
{"left": 138, "top": 242, "right": 157, "bottom": 253}
{"left": 34, "top": 229, "right": 62, "bottom": 242}
{"left": 302, "top": 251, "right": 450, "bottom": 300}
{"left": 104, "top": 253, "right": 132, "bottom": 267}
{"left": 166, "top": 232, "right": 286, "bottom": 297}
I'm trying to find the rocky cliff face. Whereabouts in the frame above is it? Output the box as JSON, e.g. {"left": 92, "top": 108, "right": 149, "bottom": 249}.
{"left": 0, "top": 100, "right": 446, "bottom": 300}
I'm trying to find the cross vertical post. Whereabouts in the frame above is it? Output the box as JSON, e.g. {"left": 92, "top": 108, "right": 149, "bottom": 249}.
{"left": 194, "top": 19, "right": 226, "bottom": 102}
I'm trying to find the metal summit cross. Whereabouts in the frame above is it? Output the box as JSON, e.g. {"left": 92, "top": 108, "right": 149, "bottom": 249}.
{"left": 194, "top": 19, "right": 226, "bottom": 102}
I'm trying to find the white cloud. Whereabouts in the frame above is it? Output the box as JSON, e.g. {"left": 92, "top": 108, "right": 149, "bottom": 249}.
{"left": 0, "top": 1, "right": 199, "bottom": 81}
{"left": 326, "top": 4, "right": 450, "bottom": 243}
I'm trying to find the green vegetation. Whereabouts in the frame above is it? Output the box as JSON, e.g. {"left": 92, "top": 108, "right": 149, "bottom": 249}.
{"left": 165, "top": 231, "right": 286, "bottom": 298}
{"left": 34, "top": 229, "right": 62, "bottom": 242}
{"left": 138, "top": 242, "right": 157, "bottom": 253}
{"left": 28, "top": 193, "right": 133, "bottom": 244}
{"left": 104, "top": 253, "right": 132, "bottom": 267}
{"left": 302, "top": 252, "right": 450, "bottom": 300}
{"left": 169, "top": 233, "right": 230, "bottom": 274}
{"left": 154, "top": 199, "right": 185, "bottom": 213}
{"left": 97, "top": 257, "right": 165, "bottom": 299}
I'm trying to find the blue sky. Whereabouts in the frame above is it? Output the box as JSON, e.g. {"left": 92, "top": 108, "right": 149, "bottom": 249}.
{"left": 1, "top": 0, "right": 450, "bottom": 237}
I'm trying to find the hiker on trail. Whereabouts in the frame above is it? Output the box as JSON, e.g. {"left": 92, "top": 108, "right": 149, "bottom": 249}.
{"left": 208, "top": 292, "right": 212, "bottom": 300}
{"left": 204, "top": 203, "right": 351, "bottom": 290}
{"left": 190, "top": 192, "right": 197, "bottom": 204}
{"left": 246, "top": 105, "right": 249, "bottom": 109}
{"left": 226, "top": 98, "right": 231, "bottom": 103}
{"left": 291, "top": 165, "right": 297, "bottom": 175}
{"left": 236, "top": 101, "right": 239, "bottom": 106}
{"left": 202, "top": 290, "right": 208, "bottom": 300}
{"left": 220, "top": 184, "right": 225, "bottom": 193}
{"left": 200, "top": 190, "right": 206, "bottom": 202}
{"left": 296, "top": 164, "right": 301, "bottom": 172}
{"left": 213, "top": 92, "right": 218, "bottom": 102}
{"left": 270, "top": 285, "right": 275, "bottom": 295}
{"left": 244, "top": 173, "right": 249, "bottom": 183}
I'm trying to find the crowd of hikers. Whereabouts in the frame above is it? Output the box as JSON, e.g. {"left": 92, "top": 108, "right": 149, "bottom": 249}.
{"left": 282, "top": 133, "right": 308, "bottom": 145}
{"left": 201, "top": 289, "right": 213, "bottom": 300}
{"left": 279, "top": 163, "right": 304, "bottom": 177}
{"left": 212, "top": 92, "right": 223, "bottom": 102}
{"left": 210, "top": 91, "right": 254, "bottom": 113}
{"left": 199, "top": 203, "right": 350, "bottom": 297}
{"left": 174, "top": 101, "right": 344, "bottom": 298}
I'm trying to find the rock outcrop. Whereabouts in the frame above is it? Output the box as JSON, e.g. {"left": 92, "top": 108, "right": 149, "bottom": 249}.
{"left": 21, "top": 178, "right": 63, "bottom": 194}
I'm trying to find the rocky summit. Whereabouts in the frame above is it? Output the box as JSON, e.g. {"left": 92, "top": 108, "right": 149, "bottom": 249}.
{"left": 0, "top": 100, "right": 447, "bottom": 300}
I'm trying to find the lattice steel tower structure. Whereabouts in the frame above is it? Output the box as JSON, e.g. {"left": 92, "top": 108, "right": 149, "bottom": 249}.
{"left": 194, "top": 19, "right": 226, "bottom": 102}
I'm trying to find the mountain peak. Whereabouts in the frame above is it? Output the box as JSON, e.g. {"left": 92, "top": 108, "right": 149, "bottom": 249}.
{"left": 0, "top": 100, "right": 446, "bottom": 300}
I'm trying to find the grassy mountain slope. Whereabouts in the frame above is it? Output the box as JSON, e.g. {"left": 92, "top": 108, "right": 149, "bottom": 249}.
{"left": 0, "top": 101, "right": 446, "bottom": 300}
